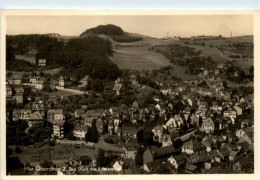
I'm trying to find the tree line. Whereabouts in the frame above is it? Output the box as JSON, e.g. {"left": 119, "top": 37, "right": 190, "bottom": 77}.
{"left": 6, "top": 34, "right": 120, "bottom": 80}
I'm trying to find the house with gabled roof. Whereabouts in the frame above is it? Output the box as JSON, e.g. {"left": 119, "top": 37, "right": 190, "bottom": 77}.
{"left": 8, "top": 74, "right": 22, "bottom": 85}
{"left": 162, "top": 134, "right": 173, "bottom": 147}
{"left": 118, "top": 126, "right": 138, "bottom": 143}
{"left": 112, "top": 160, "right": 124, "bottom": 172}
{"left": 182, "top": 140, "right": 204, "bottom": 154}
{"left": 165, "top": 118, "right": 178, "bottom": 129}
{"left": 73, "top": 124, "right": 88, "bottom": 140}
{"left": 12, "top": 109, "right": 32, "bottom": 121}
{"left": 186, "top": 152, "right": 211, "bottom": 165}
{"left": 35, "top": 78, "right": 45, "bottom": 90}
{"left": 152, "top": 124, "right": 165, "bottom": 143}
{"left": 160, "top": 87, "right": 172, "bottom": 96}
{"left": 233, "top": 105, "right": 243, "bottom": 116}
{"left": 47, "top": 109, "right": 64, "bottom": 123}
{"left": 168, "top": 154, "right": 187, "bottom": 169}
{"left": 28, "top": 112, "right": 44, "bottom": 127}
{"left": 32, "top": 101, "right": 45, "bottom": 118}
{"left": 229, "top": 151, "right": 239, "bottom": 161}
{"left": 143, "top": 145, "right": 176, "bottom": 165}
{"left": 79, "top": 75, "right": 90, "bottom": 87}
{"left": 59, "top": 76, "right": 65, "bottom": 87}
{"left": 115, "top": 77, "right": 123, "bottom": 85}
{"left": 174, "top": 114, "right": 184, "bottom": 125}
{"left": 83, "top": 117, "right": 94, "bottom": 127}
{"left": 201, "top": 139, "right": 214, "bottom": 152}
{"left": 122, "top": 142, "right": 140, "bottom": 159}
{"left": 201, "top": 118, "right": 215, "bottom": 134}
{"left": 113, "top": 84, "right": 123, "bottom": 95}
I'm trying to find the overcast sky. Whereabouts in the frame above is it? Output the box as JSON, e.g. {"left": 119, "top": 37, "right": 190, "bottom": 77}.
{"left": 6, "top": 15, "right": 253, "bottom": 38}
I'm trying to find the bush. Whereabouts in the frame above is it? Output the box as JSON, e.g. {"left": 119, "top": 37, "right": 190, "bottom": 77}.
{"left": 15, "top": 146, "right": 22, "bottom": 154}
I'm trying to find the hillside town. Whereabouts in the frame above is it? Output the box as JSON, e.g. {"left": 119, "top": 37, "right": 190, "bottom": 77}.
{"left": 6, "top": 59, "right": 254, "bottom": 175}
{"left": 4, "top": 16, "right": 255, "bottom": 176}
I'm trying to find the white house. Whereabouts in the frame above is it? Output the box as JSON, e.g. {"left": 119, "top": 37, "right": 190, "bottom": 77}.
{"left": 59, "top": 76, "right": 65, "bottom": 87}
{"left": 73, "top": 125, "right": 88, "bottom": 140}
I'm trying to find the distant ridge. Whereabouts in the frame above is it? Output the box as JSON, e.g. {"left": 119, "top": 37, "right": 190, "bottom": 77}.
{"left": 80, "top": 24, "right": 124, "bottom": 37}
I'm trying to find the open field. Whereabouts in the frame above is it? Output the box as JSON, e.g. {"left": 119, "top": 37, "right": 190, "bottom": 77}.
{"left": 111, "top": 46, "right": 171, "bottom": 70}
{"left": 15, "top": 54, "right": 36, "bottom": 64}
{"left": 15, "top": 49, "right": 37, "bottom": 64}
{"left": 170, "top": 65, "right": 200, "bottom": 81}
{"left": 188, "top": 45, "right": 233, "bottom": 63}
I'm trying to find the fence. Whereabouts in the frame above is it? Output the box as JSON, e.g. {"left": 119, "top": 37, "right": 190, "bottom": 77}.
{"left": 55, "top": 86, "right": 87, "bottom": 95}
{"left": 56, "top": 139, "right": 95, "bottom": 148}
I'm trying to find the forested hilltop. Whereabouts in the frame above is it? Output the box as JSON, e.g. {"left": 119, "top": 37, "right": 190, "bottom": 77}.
{"left": 6, "top": 34, "right": 120, "bottom": 80}
{"left": 80, "top": 24, "right": 143, "bottom": 43}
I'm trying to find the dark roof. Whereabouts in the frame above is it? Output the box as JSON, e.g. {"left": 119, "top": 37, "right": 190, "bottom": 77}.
{"left": 184, "top": 164, "right": 197, "bottom": 172}
{"left": 218, "top": 147, "right": 230, "bottom": 158}
{"left": 145, "top": 161, "right": 173, "bottom": 173}
{"left": 150, "top": 145, "right": 176, "bottom": 158}
{"left": 172, "top": 155, "right": 187, "bottom": 162}
{"left": 53, "top": 120, "right": 65, "bottom": 126}
{"left": 123, "top": 142, "right": 140, "bottom": 151}
{"left": 208, "top": 149, "right": 222, "bottom": 159}
{"left": 237, "top": 141, "right": 250, "bottom": 152}
{"left": 79, "top": 155, "right": 91, "bottom": 161}
{"left": 86, "top": 109, "right": 104, "bottom": 117}
{"left": 74, "top": 125, "right": 88, "bottom": 131}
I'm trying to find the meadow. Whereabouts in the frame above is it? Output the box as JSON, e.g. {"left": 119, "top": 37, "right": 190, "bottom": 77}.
{"left": 111, "top": 46, "right": 171, "bottom": 70}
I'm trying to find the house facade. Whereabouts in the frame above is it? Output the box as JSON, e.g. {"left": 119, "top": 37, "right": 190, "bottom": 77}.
{"left": 53, "top": 121, "right": 65, "bottom": 138}
{"left": 182, "top": 140, "right": 205, "bottom": 154}
{"left": 59, "top": 76, "right": 65, "bottom": 87}
{"left": 28, "top": 112, "right": 44, "bottom": 127}
{"left": 201, "top": 118, "right": 215, "bottom": 134}
{"left": 8, "top": 75, "right": 22, "bottom": 85}
{"left": 38, "top": 59, "right": 46, "bottom": 66}
{"left": 47, "top": 109, "right": 64, "bottom": 123}
{"left": 73, "top": 125, "right": 88, "bottom": 140}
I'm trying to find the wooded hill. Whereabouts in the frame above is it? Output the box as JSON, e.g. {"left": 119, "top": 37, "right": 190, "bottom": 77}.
{"left": 80, "top": 24, "right": 143, "bottom": 43}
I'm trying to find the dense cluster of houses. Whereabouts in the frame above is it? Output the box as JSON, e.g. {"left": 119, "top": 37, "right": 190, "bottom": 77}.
{"left": 6, "top": 67, "right": 254, "bottom": 174}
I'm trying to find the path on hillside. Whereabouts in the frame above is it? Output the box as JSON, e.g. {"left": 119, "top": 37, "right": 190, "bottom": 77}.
{"left": 198, "top": 74, "right": 214, "bottom": 90}
{"left": 216, "top": 49, "right": 233, "bottom": 61}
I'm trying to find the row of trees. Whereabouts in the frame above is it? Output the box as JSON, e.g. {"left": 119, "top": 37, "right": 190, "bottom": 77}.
{"left": 7, "top": 120, "right": 52, "bottom": 146}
